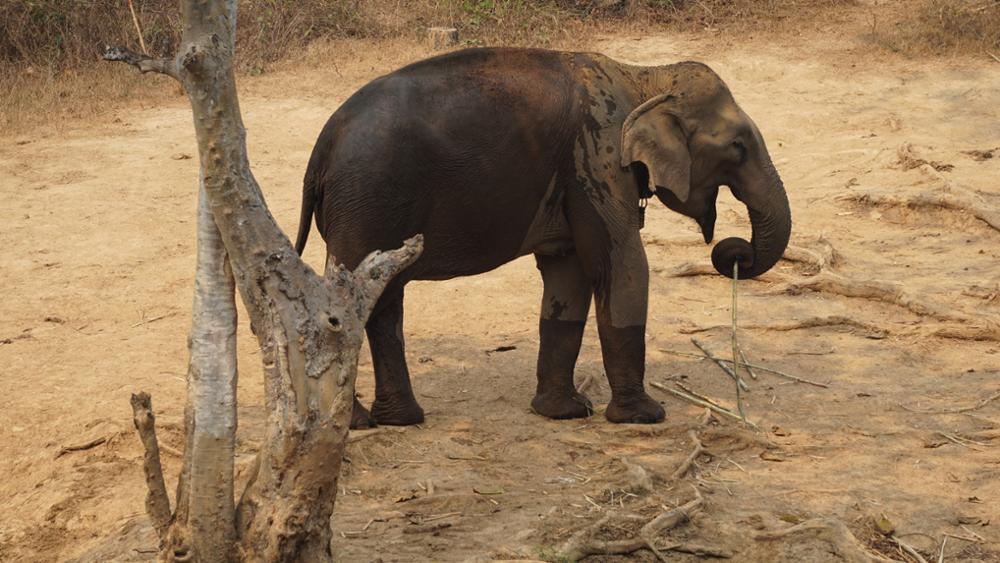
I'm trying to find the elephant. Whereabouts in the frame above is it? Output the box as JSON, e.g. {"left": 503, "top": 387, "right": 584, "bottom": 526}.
{"left": 295, "top": 47, "right": 791, "bottom": 427}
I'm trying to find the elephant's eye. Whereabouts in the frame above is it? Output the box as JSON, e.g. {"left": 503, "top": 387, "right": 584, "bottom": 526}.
{"left": 731, "top": 139, "right": 747, "bottom": 163}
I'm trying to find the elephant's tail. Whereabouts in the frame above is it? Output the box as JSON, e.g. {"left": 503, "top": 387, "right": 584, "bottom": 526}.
{"left": 294, "top": 173, "right": 316, "bottom": 256}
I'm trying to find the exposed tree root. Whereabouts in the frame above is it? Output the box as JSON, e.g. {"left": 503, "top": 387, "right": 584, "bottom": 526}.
{"left": 662, "top": 261, "right": 724, "bottom": 278}
{"left": 663, "top": 237, "right": 839, "bottom": 279}
{"left": 900, "top": 390, "right": 1000, "bottom": 415}
{"left": 772, "top": 272, "right": 1000, "bottom": 341}
{"left": 845, "top": 187, "right": 1000, "bottom": 232}
{"left": 681, "top": 315, "right": 887, "bottom": 337}
{"left": 55, "top": 435, "right": 111, "bottom": 458}
{"left": 754, "top": 519, "right": 897, "bottom": 563}
{"left": 781, "top": 236, "right": 841, "bottom": 274}
{"left": 554, "top": 488, "right": 708, "bottom": 561}
{"left": 671, "top": 410, "right": 713, "bottom": 480}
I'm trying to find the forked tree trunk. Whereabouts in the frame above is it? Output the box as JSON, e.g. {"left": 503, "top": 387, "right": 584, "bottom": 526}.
{"left": 108, "top": 1, "right": 422, "bottom": 561}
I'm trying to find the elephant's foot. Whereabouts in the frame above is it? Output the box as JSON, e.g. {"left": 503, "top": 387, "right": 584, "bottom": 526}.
{"left": 605, "top": 392, "right": 665, "bottom": 424}
{"left": 531, "top": 390, "right": 594, "bottom": 419}
{"left": 350, "top": 398, "right": 377, "bottom": 430}
{"left": 371, "top": 395, "right": 425, "bottom": 426}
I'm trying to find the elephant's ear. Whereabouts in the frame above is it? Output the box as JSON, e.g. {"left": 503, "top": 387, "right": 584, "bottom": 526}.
{"left": 620, "top": 94, "right": 691, "bottom": 203}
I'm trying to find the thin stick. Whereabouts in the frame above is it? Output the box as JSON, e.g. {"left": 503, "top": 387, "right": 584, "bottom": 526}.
{"left": 894, "top": 536, "right": 929, "bottom": 563}
{"left": 942, "top": 532, "right": 980, "bottom": 544}
{"left": 126, "top": 0, "right": 148, "bottom": 54}
{"left": 129, "top": 392, "right": 171, "bottom": 540}
{"left": 959, "top": 525, "right": 986, "bottom": 543}
{"left": 661, "top": 349, "right": 829, "bottom": 388}
{"left": 901, "top": 390, "right": 1000, "bottom": 414}
{"left": 675, "top": 382, "right": 731, "bottom": 413}
{"left": 130, "top": 313, "right": 172, "bottom": 328}
{"left": 938, "top": 535, "right": 947, "bottom": 563}
{"left": 650, "top": 382, "right": 757, "bottom": 428}
{"left": 55, "top": 435, "right": 109, "bottom": 458}
{"left": 691, "top": 338, "right": 750, "bottom": 391}
{"left": 737, "top": 343, "right": 758, "bottom": 379}
{"left": 731, "top": 262, "right": 747, "bottom": 420}
{"left": 988, "top": 51, "right": 1000, "bottom": 64}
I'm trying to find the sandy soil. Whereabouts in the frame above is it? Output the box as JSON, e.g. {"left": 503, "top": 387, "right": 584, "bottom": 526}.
{"left": 2, "top": 16, "right": 1000, "bottom": 563}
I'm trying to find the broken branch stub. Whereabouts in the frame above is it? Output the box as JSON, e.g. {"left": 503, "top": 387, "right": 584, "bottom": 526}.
{"left": 129, "top": 392, "right": 172, "bottom": 541}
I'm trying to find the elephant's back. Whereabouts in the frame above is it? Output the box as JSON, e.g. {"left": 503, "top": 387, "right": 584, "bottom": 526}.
{"left": 308, "top": 48, "right": 583, "bottom": 278}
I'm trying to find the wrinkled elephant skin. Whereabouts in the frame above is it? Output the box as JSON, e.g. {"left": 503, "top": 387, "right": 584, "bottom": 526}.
{"left": 295, "top": 48, "right": 792, "bottom": 427}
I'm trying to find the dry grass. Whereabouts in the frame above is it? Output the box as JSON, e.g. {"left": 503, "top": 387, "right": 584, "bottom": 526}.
{"left": 869, "top": 0, "right": 1000, "bottom": 57}
{"left": 0, "top": 0, "right": 894, "bottom": 135}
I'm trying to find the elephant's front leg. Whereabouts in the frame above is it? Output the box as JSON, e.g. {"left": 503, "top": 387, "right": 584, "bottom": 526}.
{"left": 532, "top": 253, "right": 594, "bottom": 419}
{"left": 581, "top": 231, "right": 665, "bottom": 424}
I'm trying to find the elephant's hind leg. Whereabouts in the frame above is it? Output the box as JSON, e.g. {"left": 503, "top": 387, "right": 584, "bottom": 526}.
{"left": 367, "top": 288, "right": 425, "bottom": 426}
{"left": 532, "top": 253, "right": 594, "bottom": 419}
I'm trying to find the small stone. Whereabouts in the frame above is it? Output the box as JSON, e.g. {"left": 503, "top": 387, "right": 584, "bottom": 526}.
{"left": 170, "top": 152, "right": 192, "bottom": 160}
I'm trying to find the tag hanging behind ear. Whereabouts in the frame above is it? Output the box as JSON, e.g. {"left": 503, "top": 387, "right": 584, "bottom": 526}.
{"left": 639, "top": 197, "right": 648, "bottom": 230}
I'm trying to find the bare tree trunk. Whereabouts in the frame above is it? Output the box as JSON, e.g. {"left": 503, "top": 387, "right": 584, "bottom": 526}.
{"left": 163, "top": 180, "right": 239, "bottom": 562}
{"left": 105, "top": 0, "right": 423, "bottom": 561}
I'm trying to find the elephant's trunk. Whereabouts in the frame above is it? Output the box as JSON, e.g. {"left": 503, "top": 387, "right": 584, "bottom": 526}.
{"left": 710, "top": 160, "right": 791, "bottom": 279}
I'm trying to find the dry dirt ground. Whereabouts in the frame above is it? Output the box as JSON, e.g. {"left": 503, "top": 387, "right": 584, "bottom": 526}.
{"left": 2, "top": 17, "right": 1000, "bottom": 563}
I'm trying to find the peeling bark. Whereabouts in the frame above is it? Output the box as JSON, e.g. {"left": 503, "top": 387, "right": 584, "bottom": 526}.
{"left": 163, "top": 182, "right": 239, "bottom": 563}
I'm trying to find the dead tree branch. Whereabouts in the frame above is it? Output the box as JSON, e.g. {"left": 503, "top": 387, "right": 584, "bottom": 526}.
{"left": 102, "top": 45, "right": 179, "bottom": 79}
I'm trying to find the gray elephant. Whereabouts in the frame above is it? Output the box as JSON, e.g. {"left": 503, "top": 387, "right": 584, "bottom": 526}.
{"left": 295, "top": 47, "right": 791, "bottom": 427}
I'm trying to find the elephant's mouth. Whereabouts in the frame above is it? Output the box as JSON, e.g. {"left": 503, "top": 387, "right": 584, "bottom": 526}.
{"left": 654, "top": 184, "right": 720, "bottom": 244}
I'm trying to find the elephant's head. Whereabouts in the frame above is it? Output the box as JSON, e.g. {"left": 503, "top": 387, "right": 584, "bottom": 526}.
{"left": 620, "top": 62, "right": 791, "bottom": 279}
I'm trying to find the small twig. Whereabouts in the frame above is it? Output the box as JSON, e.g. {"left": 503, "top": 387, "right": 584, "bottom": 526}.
{"left": 901, "top": 390, "right": 1000, "bottom": 414}
{"left": 662, "top": 350, "right": 829, "bottom": 388}
{"left": 959, "top": 525, "right": 986, "bottom": 543}
{"left": 938, "top": 535, "right": 947, "bottom": 563}
{"left": 126, "top": 0, "right": 148, "bottom": 54}
{"left": 422, "top": 511, "right": 461, "bottom": 523}
{"left": 446, "top": 454, "right": 488, "bottom": 461}
{"left": 737, "top": 343, "right": 758, "bottom": 379}
{"left": 130, "top": 313, "right": 173, "bottom": 328}
{"left": 130, "top": 392, "right": 171, "bottom": 541}
{"left": 942, "top": 531, "right": 979, "bottom": 544}
{"left": 650, "top": 382, "right": 757, "bottom": 428}
{"left": 893, "top": 536, "right": 929, "bottom": 563}
{"left": 675, "top": 382, "right": 732, "bottom": 413}
{"left": 988, "top": 51, "right": 1000, "bottom": 64}
{"left": 692, "top": 338, "right": 750, "bottom": 392}
{"left": 937, "top": 431, "right": 989, "bottom": 449}
{"left": 55, "top": 435, "right": 109, "bottom": 458}
{"left": 347, "top": 427, "right": 386, "bottom": 443}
